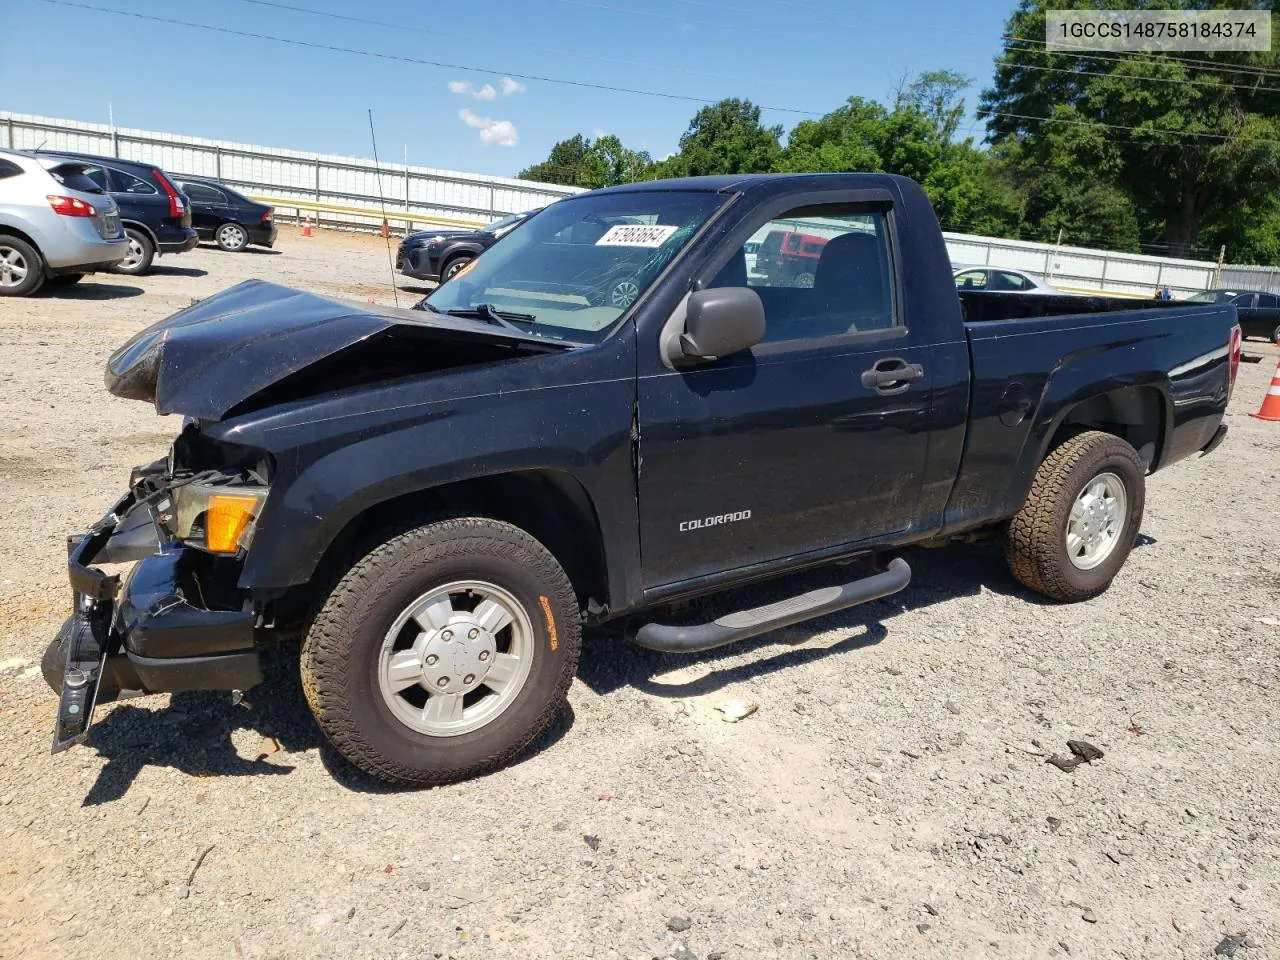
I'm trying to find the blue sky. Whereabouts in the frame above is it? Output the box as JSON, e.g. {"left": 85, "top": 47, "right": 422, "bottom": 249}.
{"left": 3, "top": 0, "right": 1015, "bottom": 177}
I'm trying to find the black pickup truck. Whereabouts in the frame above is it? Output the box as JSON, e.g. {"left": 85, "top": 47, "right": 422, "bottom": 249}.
{"left": 47, "top": 173, "right": 1242, "bottom": 786}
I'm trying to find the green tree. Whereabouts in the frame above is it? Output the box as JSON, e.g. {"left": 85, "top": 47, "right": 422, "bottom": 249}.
{"left": 518, "top": 134, "right": 595, "bottom": 186}
{"left": 518, "top": 134, "right": 652, "bottom": 188}
{"left": 778, "top": 86, "right": 1022, "bottom": 238}
{"left": 901, "top": 69, "right": 971, "bottom": 146}
{"left": 663, "top": 99, "right": 783, "bottom": 176}
{"left": 981, "top": 0, "right": 1280, "bottom": 257}
{"left": 777, "top": 97, "right": 889, "bottom": 173}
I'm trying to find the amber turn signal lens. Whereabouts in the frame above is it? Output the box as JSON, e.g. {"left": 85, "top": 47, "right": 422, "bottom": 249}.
{"left": 205, "top": 494, "right": 261, "bottom": 553}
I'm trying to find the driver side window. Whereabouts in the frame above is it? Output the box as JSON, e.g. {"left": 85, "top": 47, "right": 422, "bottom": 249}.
{"left": 709, "top": 204, "right": 899, "bottom": 345}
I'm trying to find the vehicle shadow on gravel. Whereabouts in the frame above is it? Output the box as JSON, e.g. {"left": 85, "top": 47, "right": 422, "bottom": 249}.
{"left": 40, "top": 283, "right": 144, "bottom": 301}
{"left": 147, "top": 266, "right": 208, "bottom": 278}
{"left": 197, "top": 243, "right": 282, "bottom": 255}
{"left": 79, "top": 645, "right": 576, "bottom": 801}
{"left": 79, "top": 647, "right": 316, "bottom": 806}
{"left": 578, "top": 539, "right": 1085, "bottom": 699}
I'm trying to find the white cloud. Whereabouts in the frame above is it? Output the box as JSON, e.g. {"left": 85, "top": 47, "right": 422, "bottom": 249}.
{"left": 447, "top": 80, "right": 497, "bottom": 101}
{"left": 592, "top": 127, "right": 607, "bottom": 139}
{"left": 500, "top": 77, "right": 526, "bottom": 96}
{"left": 458, "top": 108, "right": 519, "bottom": 147}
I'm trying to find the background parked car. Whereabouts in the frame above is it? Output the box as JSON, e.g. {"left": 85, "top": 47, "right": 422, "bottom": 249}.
{"left": 754, "top": 228, "right": 829, "bottom": 287}
{"left": 397, "top": 209, "right": 540, "bottom": 283}
{"left": 175, "top": 178, "right": 276, "bottom": 252}
{"left": 0, "top": 149, "right": 128, "bottom": 297}
{"left": 1185, "top": 289, "right": 1280, "bottom": 343}
{"left": 38, "top": 151, "right": 196, "bottom": 275}
{"left": 953, "top": 265, "right": 1060, "bottom": 294}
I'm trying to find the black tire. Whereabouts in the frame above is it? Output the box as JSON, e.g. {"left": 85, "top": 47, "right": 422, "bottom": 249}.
{"left": 300, "top": 516, "right": 581, "bottom": 786}
{"left": 111, "top": 228, "right": 154, "bottom": 275}
{"left": 42, "top": 619, "right": 72, "bottom": 692}
{"left": 1272, "top": 321, "right": 1280, "bottom": 345}
{"left": 440, "top": 254, "right": 473, "bottom": 282}
{"left": 0, "top": 235, "right": 45, "bottom": 297}
{"left": 1006, "top": 430, "right": 1146, "bottom": 602}
{"left": 46, "top": 273, "right": 85, "bottom": 287}
{"left": 215, "top": 221, "right": 249, "bottom": 252}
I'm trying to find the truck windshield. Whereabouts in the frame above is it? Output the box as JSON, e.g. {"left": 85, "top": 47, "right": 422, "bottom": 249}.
{"left": 420, "top": 191, "right": 727, "bottom": 342}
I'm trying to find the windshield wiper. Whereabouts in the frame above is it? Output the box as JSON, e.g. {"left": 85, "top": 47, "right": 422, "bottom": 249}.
{"left": 447, "top": 303, "right": 537, "bottom": 328}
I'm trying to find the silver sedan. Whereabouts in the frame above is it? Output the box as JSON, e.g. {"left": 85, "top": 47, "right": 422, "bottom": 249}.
{"left": 953, "top": 264, "right": 1060, "bottom": 295}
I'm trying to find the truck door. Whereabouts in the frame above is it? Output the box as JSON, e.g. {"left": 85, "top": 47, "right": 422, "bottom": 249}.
{"left": 636, "top": 200, "right": 935, "bottom": 589}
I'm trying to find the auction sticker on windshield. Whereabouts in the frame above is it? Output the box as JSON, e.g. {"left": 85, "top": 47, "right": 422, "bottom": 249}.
{"left": 595, "top": 224, "right": 679, "bottom": 247}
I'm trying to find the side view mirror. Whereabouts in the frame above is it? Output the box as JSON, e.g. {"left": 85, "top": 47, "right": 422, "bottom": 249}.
{"left": 669, "top": 287, "right": 765, "bottom": 364}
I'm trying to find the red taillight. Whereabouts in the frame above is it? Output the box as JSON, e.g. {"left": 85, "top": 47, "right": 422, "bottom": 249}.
{"left": 1227, "top": 325, "right": 1242, "bottom": 401}
{"left": 152, "top": 168, "right": 183, "bottom": 218}
{"left": 261, "top": 207, "right": 273, "bottom": 224}
{"left": 47, "top": 195, "right": 97, "bottom": 217}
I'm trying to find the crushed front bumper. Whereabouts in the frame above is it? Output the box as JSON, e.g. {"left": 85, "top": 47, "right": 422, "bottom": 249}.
{"left": 52, "top": 489, "right": 262, "bottom": 753}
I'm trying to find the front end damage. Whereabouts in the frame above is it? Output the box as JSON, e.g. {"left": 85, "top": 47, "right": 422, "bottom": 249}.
{"left": 51, "top": 443, "right": 270, "bottom": 753}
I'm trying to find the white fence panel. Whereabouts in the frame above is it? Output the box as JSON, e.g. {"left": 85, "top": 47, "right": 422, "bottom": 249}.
{"left": 0, "top": 111, "right": 581, "bottom": 231}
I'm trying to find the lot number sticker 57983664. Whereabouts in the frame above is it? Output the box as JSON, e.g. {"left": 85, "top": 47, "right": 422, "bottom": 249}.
{"left": 594, "top": 224, "right": 679, "bottom": 247}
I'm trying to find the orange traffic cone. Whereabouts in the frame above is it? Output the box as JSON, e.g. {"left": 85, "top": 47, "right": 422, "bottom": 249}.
{"left": 301, "top": 214, "right": 313, "bottom": 238}
{"left": 380, "top": 218, "right": 389, "bottom": 239}
{"left": 1251, "top": 357, "right": 1280, "bottom": 421}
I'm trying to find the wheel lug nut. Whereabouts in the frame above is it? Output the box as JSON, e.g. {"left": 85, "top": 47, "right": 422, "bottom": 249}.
{"left": 464, "top": 674, "right": 475, "bottom": 684}
{"left": 478, "top": 650, "right": 490, "bottom": 661}
{"left": 425, "top": 654, "right": 438, "bottom": 666}
{"left": 436, "top": 677, "right": 449, "bottom": 687}
{"left": 468, "top": 628, "right": 479, "bottom": 640}
{"left": 441, "top": 630, "right": 453, "bottom": 641}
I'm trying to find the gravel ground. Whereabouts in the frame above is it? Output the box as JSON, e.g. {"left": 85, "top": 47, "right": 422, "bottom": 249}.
{"left": 1, "top": 228, "right": 1278, "bottom": 960}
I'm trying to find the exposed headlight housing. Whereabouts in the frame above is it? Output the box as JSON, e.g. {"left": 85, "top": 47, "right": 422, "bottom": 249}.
{"left": 169, "top": 480, "right": 270, "bottom": 555}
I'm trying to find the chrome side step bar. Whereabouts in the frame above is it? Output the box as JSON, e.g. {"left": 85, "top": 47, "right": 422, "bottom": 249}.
{"left": 628, "top": 558, "right": 911, "bottom": 654}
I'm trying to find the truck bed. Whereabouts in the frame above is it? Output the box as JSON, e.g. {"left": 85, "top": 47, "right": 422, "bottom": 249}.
{"left": 958, "top": 289, "right": 1183, "bottom": 322}
{"left": 940, "top": 299, "right": 1239, "bottom": 537}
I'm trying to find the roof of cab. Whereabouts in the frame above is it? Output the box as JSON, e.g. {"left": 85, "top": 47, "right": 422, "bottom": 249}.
{"left": 580, "top": 172, "right": 904, "bottom": 196}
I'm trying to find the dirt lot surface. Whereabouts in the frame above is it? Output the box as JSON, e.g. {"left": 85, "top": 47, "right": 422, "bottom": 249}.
{"left": 1, "top": 228, "right": 1278, "bottom": 960}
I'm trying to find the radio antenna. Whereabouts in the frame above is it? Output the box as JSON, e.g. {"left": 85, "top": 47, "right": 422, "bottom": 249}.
{"left": 367, "top": 108, "right": 400, "bottom": 308}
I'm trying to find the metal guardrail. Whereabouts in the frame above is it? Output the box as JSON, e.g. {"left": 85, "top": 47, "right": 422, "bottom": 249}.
{"left": 245, "top": 195, "right": 489, "bottom": 233}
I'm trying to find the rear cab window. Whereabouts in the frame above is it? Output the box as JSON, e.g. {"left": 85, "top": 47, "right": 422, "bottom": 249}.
{"left": 0, "top": 158, "right": 23, "bottom": 180}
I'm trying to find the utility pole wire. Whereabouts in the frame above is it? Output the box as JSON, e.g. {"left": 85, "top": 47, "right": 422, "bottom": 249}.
{"left": 368, "top": 109, "right": 399, "bottom": 309}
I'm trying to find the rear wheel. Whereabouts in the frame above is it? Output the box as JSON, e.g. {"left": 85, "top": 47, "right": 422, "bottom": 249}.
{"left": 1005, "top": 431, "right": 1146, "bottom": 602}
{"left": 111, "top": 228, "right": 154, "bottom": 275}
{"left": 215, "top": 221, "right": 249, "bottom": 252}
{"left": 0, "top": 236, "right": 44, "bottom": 297}
{"left": 1272, "top": 321, "right": 1280, "bottom": 345}
{"left": 301, "top": 516, "right": 581, "bottom": 786}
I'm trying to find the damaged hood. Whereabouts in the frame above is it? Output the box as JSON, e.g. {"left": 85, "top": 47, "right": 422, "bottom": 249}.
{"left": 106, "top": 279, "right": 564, "bottom": 420}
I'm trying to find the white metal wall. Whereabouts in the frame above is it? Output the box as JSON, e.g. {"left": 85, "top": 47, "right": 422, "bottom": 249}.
{"left": 0, "top": 111, "right": 581, "bottom": 231}
{"left": 944, "top": 232, "right": 1218, "bottom": 298}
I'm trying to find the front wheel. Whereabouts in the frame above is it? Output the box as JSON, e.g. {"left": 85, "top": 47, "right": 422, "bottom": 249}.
{"left": 1005, "top": 431, "right": 1146, "bottom": 602}
{"left": 440, "top": 255, "right": 473, "bottom": 282}
{"left": 1272, "top": 321, "right": 1280, "bottom": 345}
{"left": 301, "top": 517, "right": 581, "bottom": 786}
